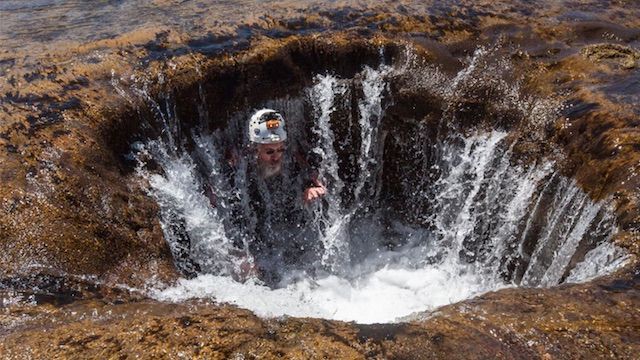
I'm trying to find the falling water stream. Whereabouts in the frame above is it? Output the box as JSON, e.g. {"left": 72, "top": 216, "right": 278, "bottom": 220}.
{"left": 127, "top": 49, "right": 630, "bottom": 323}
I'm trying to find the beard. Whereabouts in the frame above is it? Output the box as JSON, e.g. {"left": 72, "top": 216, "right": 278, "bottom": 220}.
{"left": 259, "top": 162, "right": 282, "bottom": 178}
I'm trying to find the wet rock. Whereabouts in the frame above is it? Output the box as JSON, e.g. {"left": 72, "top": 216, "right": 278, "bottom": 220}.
{"left": 0, "top": 0, "right": 639, "bottom": 358}
{"left": 581, "top": 43, "right": 640, "bottom": 69}
{"left": 1, "top": 276, "right": 638, "bottom": 359}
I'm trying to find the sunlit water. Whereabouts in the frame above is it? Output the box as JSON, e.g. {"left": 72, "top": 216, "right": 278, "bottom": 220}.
{"left": 126, "top": 48, "right": 630, "bottom": 323}
{"left": 1, "top": 1, "right": 632, "bottom": 59}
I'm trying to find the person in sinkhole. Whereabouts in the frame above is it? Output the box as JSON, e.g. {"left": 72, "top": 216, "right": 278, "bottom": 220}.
{"left": 178, "top": 109, "right": 327, "bottom": 286}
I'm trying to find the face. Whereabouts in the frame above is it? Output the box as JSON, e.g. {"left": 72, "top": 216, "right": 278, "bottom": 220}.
{"left": 256, "top": 142, "right": 286, "bottom": 178}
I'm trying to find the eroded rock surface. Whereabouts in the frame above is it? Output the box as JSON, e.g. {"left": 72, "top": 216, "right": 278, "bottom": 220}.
{"left": 1, "top": 0, "right": 639, "bottom": 358}
{"left": 1, "top": 274, "right": 638, "bottom": 359}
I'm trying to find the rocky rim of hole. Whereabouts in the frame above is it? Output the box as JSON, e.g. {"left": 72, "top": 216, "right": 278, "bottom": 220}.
{"left": 0, "top": 3, "right": 639, "bottom": 356}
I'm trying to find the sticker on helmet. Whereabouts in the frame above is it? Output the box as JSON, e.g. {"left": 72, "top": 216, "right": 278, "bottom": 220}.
{"left": 266, "top": 119, "right": 280, "bottom": 129}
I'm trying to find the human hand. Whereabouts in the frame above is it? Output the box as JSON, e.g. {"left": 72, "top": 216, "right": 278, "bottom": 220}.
{"left": 303, "top": 179, "right": 326, "bottom": 204}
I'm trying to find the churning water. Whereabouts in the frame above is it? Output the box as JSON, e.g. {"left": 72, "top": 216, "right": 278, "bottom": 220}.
{"left": 125, "top": 48, "right": 630, "bottom": 323}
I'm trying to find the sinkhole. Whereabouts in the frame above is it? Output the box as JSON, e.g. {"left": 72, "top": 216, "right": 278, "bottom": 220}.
{"left": 115, "top": 38, "right": 630, "bottom": 323}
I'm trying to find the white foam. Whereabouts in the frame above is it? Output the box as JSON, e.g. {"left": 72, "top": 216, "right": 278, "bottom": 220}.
{"left": 153, "top": 262, "right": 501, "bottom": 324}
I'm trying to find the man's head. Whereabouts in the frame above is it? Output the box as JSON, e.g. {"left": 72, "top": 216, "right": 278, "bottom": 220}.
{"left": 248, "top": 109, "right": 288, "bottom": 178}
{"left": 256, "top": 141, "right": 286, "bottom": 178}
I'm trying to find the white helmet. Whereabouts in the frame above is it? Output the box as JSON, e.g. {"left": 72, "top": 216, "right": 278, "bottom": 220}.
{"left": 248, "top": 109, "right": 287, "bottom": 144}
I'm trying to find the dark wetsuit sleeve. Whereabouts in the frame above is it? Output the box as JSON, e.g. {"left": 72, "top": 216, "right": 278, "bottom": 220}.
{"left": 305, "top": 150, "right": 322, "bottom": 172}
{"left": 292, "top": 140, "right": 322, "bottom": 187}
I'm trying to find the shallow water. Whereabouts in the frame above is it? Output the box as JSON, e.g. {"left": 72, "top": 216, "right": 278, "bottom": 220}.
{"left": 1, "top": 0, "right": 636, "bottom": 58}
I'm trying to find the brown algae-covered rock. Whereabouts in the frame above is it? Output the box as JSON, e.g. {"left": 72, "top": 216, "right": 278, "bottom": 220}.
{"left": 1, "top": 0, "right": 639, "bottom": 358}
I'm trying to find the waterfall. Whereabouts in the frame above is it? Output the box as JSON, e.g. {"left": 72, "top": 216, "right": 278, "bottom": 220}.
{"left": 125, "top": 55, "right": 630, "bottom": 323}
{"left": 308, "top": 74, "right": 350, "bottom": 272}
